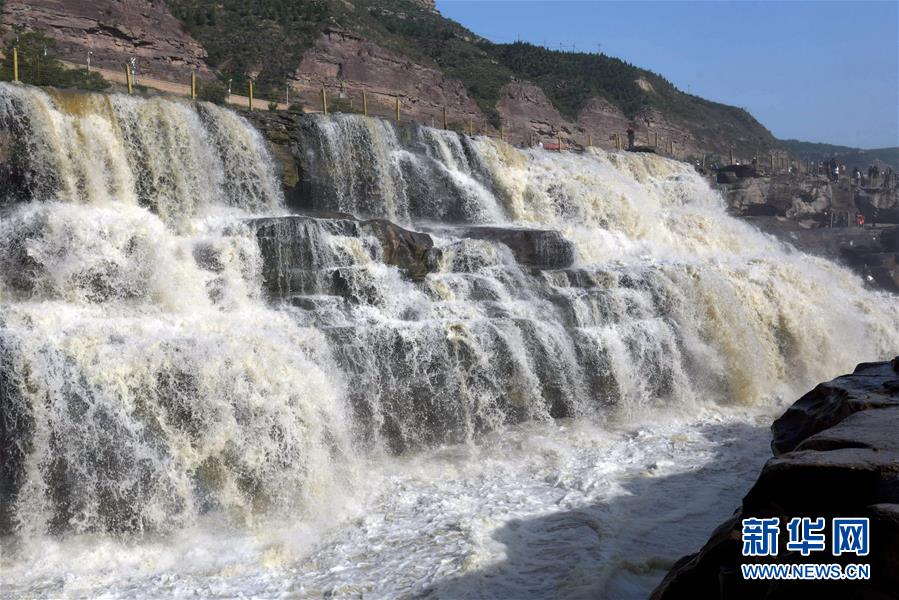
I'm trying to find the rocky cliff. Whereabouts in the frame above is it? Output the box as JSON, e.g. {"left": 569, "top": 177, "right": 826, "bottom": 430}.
{"left": 1, "top": 0, "right": 211, "bottom": 80}
{"left": 0, "top": 0, "right": 778, "bottom": 159}
{"left": 291, "top": 27, "right": 482, "bottom": 127}
{"left": 652, "top": 357, "right": 899, "bottom": 600}
{"left": 719, "top": 170, "right": 899, "bottom": 222}
{"left": 714, "top": 168, "right": 899, "bottom": 292}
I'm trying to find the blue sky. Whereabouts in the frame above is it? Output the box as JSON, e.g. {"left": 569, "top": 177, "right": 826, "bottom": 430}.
{"left": 436, "top": 0, "right": 899, "bottom": 149}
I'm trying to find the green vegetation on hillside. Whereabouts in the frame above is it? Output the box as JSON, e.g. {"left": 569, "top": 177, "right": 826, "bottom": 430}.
{"left": 0, "top": 31, "right": 109, "bottom": 91}
{"left": 164, "top": 0, "right": 331, "bottom": 98}
{"left": 337, "top": 0, "right": 512, "bottom": 124}
{"left": 490, "top": 43, "right": 650, "bottom": 119}
{"left": 162, "top": 0, "right": 776, "bottom": 150}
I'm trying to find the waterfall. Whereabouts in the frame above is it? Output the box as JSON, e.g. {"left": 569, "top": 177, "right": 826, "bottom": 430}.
{"left": 1, "top": 82, "right": 897, "bottom": 552}
{"left": 0, "top": 85, "right": 351, "bottom": 538}
{"left": 295, "top": 113, "right": 505, "bottom": 223}
{"left": 0, "top": 84, "right": 282, "bottom": 226}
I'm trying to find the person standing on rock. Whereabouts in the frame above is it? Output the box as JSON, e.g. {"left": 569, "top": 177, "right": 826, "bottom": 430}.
{"left": 626, "top": 127, "right": 635, "bottom": 149}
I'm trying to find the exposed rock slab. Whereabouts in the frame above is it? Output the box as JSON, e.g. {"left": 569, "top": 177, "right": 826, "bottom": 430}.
{"left": 496, "top": 81, "right": 579, "bottom": 144}
{"left": 291, "top": 28, "right": 482, "bottom": 127}
{"left": 459, "top": 226, "right": 575, "bottom": 269}
{"left": 245, "top": 215, "right": 440, "bottom": 300}
{"left": 652, "top": 356, "right": 899, "bottom": 600}
{"left": 358, "top": 219, "right": 440, "bottom": 281}
{"left": 772, "top": 360, "right": 899, "bottom": 454}
{"left": 1, "top": 0, "right": 211, "bottom": 81}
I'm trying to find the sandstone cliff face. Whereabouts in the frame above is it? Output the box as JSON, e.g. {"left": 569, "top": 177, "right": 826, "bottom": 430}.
{"left": 495, "top": 81, "right": 575, "bottom": 143}
{"left": 723, "top": 174, "right": 833, "bottom": 218}
{"left": 291, "top": 28, "right": 482, "bottom": 126}
{"left": 1, "top": 0, "right": 211, "bottom": 80}
{"left": 495, "top": 81, "right": 705, "bottom": 154}
{"left": 0, "top": 1, "right": 761, "bottom": 157}
{"left": 633, "top": 106, "right": 703, "bottom": 156}
{"left": 574, "top": 96, "right": 631, "bottom": 149}
{"left": 289, "top": 29, "right": 705, "bottom": 153}
{"left": 719, "top": 171, "right": 899, "bottom": 221}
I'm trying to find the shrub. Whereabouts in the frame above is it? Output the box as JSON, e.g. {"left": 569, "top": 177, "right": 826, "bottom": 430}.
{"left": 197, "top": 78, "right": 228, "bottom": 104}
{"left": 1, "top": 31, "right": 109, "bottom": 91}
{"left": 328, "top": 96, "right": 358, "bottom": 114}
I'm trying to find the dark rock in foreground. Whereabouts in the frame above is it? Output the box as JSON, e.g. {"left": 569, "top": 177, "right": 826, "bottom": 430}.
{"left": 652, "top": 357, "right": 899, "bottom": 600}
{"left": 772, "top": 360, "right": 899, "bottom": 455}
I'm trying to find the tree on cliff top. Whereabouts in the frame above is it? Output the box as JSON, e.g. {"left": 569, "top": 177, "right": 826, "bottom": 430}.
{"left": 0, "top": 31, "right": 109, "bottom": 91}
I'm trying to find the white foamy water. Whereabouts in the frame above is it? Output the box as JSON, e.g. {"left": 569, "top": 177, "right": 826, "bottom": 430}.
{"left": 3, "top": 408, "right": 776, "bottom": 599}
{"left": 1, "top": 86, "right": 896, "bottom": 599}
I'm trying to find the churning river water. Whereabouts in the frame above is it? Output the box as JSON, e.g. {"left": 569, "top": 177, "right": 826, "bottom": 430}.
{"left": 1, "top": 84, "right": 896, "bottom": 598}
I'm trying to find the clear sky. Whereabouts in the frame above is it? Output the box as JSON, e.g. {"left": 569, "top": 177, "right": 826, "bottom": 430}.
{"left": 436, "top": 0, "right": 899, "bottom": 149}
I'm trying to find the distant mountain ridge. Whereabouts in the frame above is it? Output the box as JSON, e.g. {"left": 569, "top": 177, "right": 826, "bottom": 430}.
{"left": 781, "top": 140, "right": 899, "bottom": 172}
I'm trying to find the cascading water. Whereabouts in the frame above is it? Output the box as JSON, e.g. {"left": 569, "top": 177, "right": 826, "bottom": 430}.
{"left": 1, "top": 87, "right": 897, "bottom": 599}
{"left": 295, "top": 113, "right": 505, "bottom": 223}
{"left": 0, "top": 84, "right": 352, "bottom": 542}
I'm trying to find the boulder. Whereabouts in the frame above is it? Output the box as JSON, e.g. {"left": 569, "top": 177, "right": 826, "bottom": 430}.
{"left": 359, "top": 219, "right": 441, "bottom": 281}
{"left": 772, "top": 360, "right": 899, "bottom": 454}
{"left": 459, "top": 226, "right": 575, "bottom": 269}
{"left": 652, "top": 357, "right": 899, "bottom": 600}
{"left": 244, "top": 214, "right": 439, "bottom": 299}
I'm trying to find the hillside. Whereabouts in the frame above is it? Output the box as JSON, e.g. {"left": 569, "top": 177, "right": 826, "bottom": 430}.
{"left": 781, "top": 139, "right": 899, "bottom": 172}
{"left": 161, "top": 0, "right": 778, "bottom": 157}
{"left": 0, "top": 0, "right": 780, "bottom": 158}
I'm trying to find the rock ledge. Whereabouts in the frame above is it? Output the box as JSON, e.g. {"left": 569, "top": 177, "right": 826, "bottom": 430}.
{"left": 652, "top": 356, "right": 899, "bottom": 600}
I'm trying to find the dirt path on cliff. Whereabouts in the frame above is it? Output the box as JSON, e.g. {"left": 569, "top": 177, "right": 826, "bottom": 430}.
{"left": 60, "top": 61, "right": 289, "bottom": 111}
